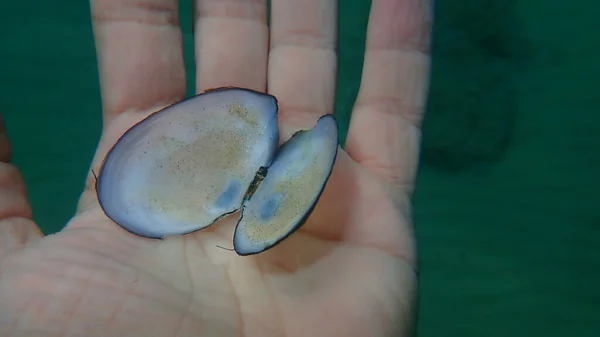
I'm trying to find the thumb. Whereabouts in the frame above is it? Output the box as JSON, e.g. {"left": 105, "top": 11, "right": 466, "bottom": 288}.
{"left": 0, "top": 113, "right": 42, "bottom": 258}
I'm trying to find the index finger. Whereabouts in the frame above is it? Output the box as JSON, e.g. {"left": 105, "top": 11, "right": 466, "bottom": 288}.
{"left": 345, "top": 0, "right": 432, "bottom": 190}
{"left": 91, "top": 0, "right": 187, "bottom": 124}
{"left": 0, "top": 112, "right": 42, "bottom": 257}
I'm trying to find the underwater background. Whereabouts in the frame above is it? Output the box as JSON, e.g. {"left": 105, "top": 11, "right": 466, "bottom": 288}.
{"left": 1, "top": 0, "right": 598, "bottom": 336}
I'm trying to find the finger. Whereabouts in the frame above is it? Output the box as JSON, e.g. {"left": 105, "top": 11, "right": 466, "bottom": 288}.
{"left": 91, "top": 0, "right": 187, "bottom": 123}
{"left": 194, "top": 0, "right": 268, "bottom": 93}
{"left": 268, "top": 0, "right": 337, "bottom": 134}
{"left": 0, "top": 114, "right": 42, "bottom": 257}
{"left": 0, "top": 114, "right": 10, "bottom": 163}
{"left": 345, "top": 0, "right": 432, "bottom": 189}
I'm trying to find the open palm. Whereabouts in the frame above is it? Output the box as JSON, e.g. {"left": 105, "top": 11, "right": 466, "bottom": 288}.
{"left": 0, "top": 0, "right": 431, "bottom": 336}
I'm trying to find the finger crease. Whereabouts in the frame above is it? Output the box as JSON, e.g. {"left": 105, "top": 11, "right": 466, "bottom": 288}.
{"left": 368, "top": 48, "right": 430, "bottom": 65}
{"left": 277, "top": 105, "right": 328, "bottom": 127}
{"left": 0, "top": 164, "right": 27, "bottom": 193}
{"left": 92, "top": 0, "right": 180, "bottom": 27}
{"left": 355, "top": 156, "right": 414, "bottom": 190}
{"left": 195, "top": 0, "right": 266, "bottom": 22}
{"left": 354, "top": 97, "right": 424, "bottom": 129}
{"left": 0, "top": 207, "right": 33, "bottom": 222}
{"left": 0, "top": 217, "right": 39, "bottom": 244}
{"left": 271, "top": 29, "right": 336, "bottom": 51}
{"left": 92, "top": 14, "right": 179, "bottom": 27}
{"left": 366, "top": 35, "right": 431, "bottom": 55}
{"left": 352, "top": 153, "right": 402, "bottom": 183}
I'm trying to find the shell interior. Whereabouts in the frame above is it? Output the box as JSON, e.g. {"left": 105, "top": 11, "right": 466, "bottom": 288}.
{"left": 233, "top": 115, "right": 338, "bottom": 255}
{"left": 96, "top": 87, "right": 338, "bottom": 255}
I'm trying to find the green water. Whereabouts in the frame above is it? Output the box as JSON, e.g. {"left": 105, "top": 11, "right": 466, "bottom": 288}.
{"left": 1, "top": 0, "right": 598, "bottom": 336}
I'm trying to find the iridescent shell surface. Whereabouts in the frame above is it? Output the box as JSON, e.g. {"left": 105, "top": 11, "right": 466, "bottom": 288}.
{"left": 96, "top": 87, "right": 338, "bottom": 255}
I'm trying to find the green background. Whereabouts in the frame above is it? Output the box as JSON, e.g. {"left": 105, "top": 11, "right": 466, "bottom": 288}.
{"left": 1, "top": 0, "right": 598, "bottom": 336}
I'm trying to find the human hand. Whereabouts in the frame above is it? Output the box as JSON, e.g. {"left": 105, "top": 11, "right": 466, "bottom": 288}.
{"left": 0, "top": 0, "right": 431, "bottom": 336}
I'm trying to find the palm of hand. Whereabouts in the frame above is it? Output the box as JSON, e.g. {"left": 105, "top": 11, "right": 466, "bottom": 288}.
{"left": 0, "top": 1, "right": 430, "bottom": 336}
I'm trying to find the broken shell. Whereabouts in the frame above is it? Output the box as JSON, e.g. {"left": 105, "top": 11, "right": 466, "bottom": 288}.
{"left": 96, "top": 87, "right": 338, "bottom": 255}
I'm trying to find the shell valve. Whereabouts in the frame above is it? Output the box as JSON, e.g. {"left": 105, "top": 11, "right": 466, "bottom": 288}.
{"left": 96, "top": 87, "right": 338, "bottom": 255}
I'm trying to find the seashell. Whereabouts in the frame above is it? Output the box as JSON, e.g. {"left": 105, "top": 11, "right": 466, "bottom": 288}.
{"left": 96, "top": 87, "right": 338, "bottom": 255}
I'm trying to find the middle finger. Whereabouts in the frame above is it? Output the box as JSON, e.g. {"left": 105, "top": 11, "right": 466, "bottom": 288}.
{"left": 268, "top": 0, "right": 337, "bottom": 132}
{"left": 194, "top": 0, "right": 269, "bottom": 93}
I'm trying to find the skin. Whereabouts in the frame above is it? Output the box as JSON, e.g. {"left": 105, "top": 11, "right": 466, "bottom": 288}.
{"left": 0, "top": 0, "right": 431, "bottom": 336}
